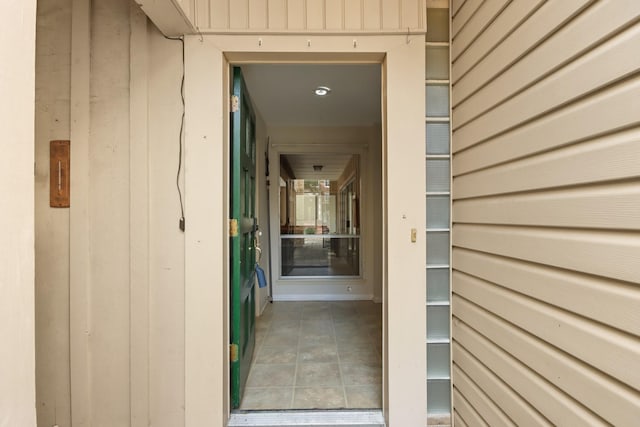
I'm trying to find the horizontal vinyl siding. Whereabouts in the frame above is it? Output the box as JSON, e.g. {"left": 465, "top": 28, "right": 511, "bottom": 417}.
{"left": 451, "top": 0, "right": 640, "bottom": 425}
{"left": 195, "top": 0, "right": 426, "bottom": 33}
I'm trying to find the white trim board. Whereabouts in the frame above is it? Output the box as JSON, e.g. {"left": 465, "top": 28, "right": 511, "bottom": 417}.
{"left": 272, "top": 294, "right": 375, "bottom": 301}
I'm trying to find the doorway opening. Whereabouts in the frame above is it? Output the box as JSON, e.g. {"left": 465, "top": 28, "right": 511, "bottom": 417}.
{"left": 229, "top": 63, "right": 383, "bottom": 412}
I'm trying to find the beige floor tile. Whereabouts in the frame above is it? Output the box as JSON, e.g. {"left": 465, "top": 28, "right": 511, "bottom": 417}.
{"left": 241, "top": 301, "right": 383, "bottom": 411}
{"left": 341, "top": 363, "right": 382, "bottom": 386}
{"left": 302, "top": 311, "right": 332, "bottom": 321}
{"left": 300, "top": 319, "right": 333, "bottom": 334}
{"left": 298, "top": 343, "right": 338, "bottom": 363}
{"left": 263, "top": 332, "right": 299, "bottom": 347}
{"left": 345, "top": 385, "right": 382, "bottom": 408}
{"left": 335, "top": 333, "right": 373, "bottom": 346}
{"left": 273, "top": 302, "right": 305, "bottom": 312}
{"left": 246, "top": 363, "right": 296, "bottom": 387}
{"left": 338, "top": 348, "right": 381, "bottom": 364}
{"left": 293, "top": 387, "right": 346, "bottom": 409}
{"left": 298, "top": 333, "right": 335, "bottom": 347}
{"left": 254, "top": 345, "right": 298, "bottom": 364}
{"left": 240, "top": 387, "right": 293, "bottom": 410}
{"left": 270, "top": 318, "right": 301, "bottom": 330}
{"left": 296, "top": 363, "right": 342, "bottom": 386}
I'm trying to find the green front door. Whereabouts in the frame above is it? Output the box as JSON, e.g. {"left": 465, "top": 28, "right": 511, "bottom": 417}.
{"left": 230, "top": 66, "right": 257, "bottom": 409}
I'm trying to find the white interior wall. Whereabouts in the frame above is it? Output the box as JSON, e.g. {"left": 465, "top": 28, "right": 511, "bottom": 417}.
{"left": 1, "top": 0, "right": 37, "bottom": 425}
{"left": 254, "top": 112, "right": 272, "bottom": 315}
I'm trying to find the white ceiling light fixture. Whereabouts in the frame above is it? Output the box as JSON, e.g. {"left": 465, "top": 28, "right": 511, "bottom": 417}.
{"left": 314, "top": 86, "right": 331, "bottom": 96}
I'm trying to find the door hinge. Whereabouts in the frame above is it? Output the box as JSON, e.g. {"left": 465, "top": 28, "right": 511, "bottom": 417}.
{"left": 231, "top": 95, "right": 239, "bottom": 112}
{"left": 230, "top": 343, "right": 239, "bottom": 363}
{"left": 229, "top": 218, "right": 238, "bottom": 237}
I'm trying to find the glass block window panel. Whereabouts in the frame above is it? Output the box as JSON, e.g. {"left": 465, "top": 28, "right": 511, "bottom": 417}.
{"left": 426, "top": 46, "right": 450, "bottom": 80}
{"left": 427, "top": 268, "right": 450, "bottom": 303}
{"left": 427, "top": 9, "right": 450, "bottom": 42}
{"left": 426, "top": 159, "right": 450, "bottom": 192}
{"left": 426, "top": 231, "right": 449, "bottom": 265}
{"left": 426, "top": 122, "right": 450, "bottom": 155}
{"left": 426, "top": 84, "right": 450, "bottom": 117}
{"left": 427, "top": 379, "right": 452, "bottom": 415}
{"left": 426, "top": 195, "right": 450, "bottom": 228}
{"left": 427, "top": 342, "right": 451, "bottom": 378}
{"left": 426, "top": 304, "right": 450, "bottom": 340}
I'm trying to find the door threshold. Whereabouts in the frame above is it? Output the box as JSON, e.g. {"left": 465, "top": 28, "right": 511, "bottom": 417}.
{"left": 228, "top": 410, "right": 385, "bottom": 427}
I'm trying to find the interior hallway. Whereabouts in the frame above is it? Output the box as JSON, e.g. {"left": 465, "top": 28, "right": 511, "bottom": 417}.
{"left": 240, "top": 301, "right": 382, "bottom": 410}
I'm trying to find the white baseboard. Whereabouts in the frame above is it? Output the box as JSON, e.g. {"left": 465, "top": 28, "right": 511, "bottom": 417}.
{"left": 272, "top": 293, "right": 374, "bottom": 301}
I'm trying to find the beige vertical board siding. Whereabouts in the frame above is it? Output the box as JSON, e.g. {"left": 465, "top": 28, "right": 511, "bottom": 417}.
{"left": 196, "top": 0, "right": 210, "bottom": 29}
{"left": 89, "top": 0, "right": 132, "bottom": 423}
{"left": 34, "top": 1, "right": 72, "bottom": 426}
{"left": 196, "top": 0, "right": 425, "bottom": 33}
{"left": 325, "top": 0, "right": 343, "bottom": 30}
{"left": 288, "top": 0, "right": 306, "bottom": 29}
{"left": 249, "top": 0, "right": 269, "bottom": 30}
{"left": 452, "top": 0, "right": 640, "bottom": 425}
{"left": 69, "top": 0, "right": 92, "bottom": 424}
{"left": 268, "top": 0, "right": 288, "bottom": 30}
{"left": 363, "top": 0, "right": 381, "bottom": 30}
{"left": 345, "top": 0, "right": 362, "bottom": 30}
{"left": 0, "top": 0, "right": 36, "bottom": 425}
{"left": 129, "top": 4, "right": 150, "bottom": 427}
{"left": 381, "top": 0, "right": 400, "bottom": 30}
{"left": 307, "top": 0, "right": 325, "bottom": 30}
{"left": 147, "top": 25, "right": 188, "bottom": 427}
{"left": 210, "top": 0, "right": 229, "bottom": 29}
{"left": 229, "top": 0, "right": 249, "bottom": 29}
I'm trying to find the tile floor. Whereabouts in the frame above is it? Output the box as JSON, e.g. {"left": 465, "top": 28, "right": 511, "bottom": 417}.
{"left": 239, "top": 300, "right": 383, "bottom": 410}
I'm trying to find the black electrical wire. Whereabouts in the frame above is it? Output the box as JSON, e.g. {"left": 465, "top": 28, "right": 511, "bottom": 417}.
{"left": 164, "top": 35, "right": 186, "bottom": 232}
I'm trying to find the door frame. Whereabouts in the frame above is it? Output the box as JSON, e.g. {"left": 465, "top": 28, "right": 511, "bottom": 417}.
{"left": 183, "top": 35, "right": 426, "bottom": 427}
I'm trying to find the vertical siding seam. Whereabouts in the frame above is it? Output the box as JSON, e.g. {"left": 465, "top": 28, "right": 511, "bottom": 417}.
{"left": 342, "top": 0, "right": 346, "bottom": 32}
{"left": 304, "top": 0, "right": 308, "bottom": 30}
{"left": 246, "top": 0, "right": 250, "bottom": 30}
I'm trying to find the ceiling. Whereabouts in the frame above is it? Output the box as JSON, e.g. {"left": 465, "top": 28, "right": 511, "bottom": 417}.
{"left": 283, "top": 153, "right": 355, "bottom": 181}
{"left": 240, "top": 63, "right": 381, "bottom": 127}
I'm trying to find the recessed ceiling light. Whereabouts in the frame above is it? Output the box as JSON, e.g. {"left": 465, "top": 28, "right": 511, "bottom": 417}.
{"left": 314, "top": 86, "right": 331, "bottom": 96}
